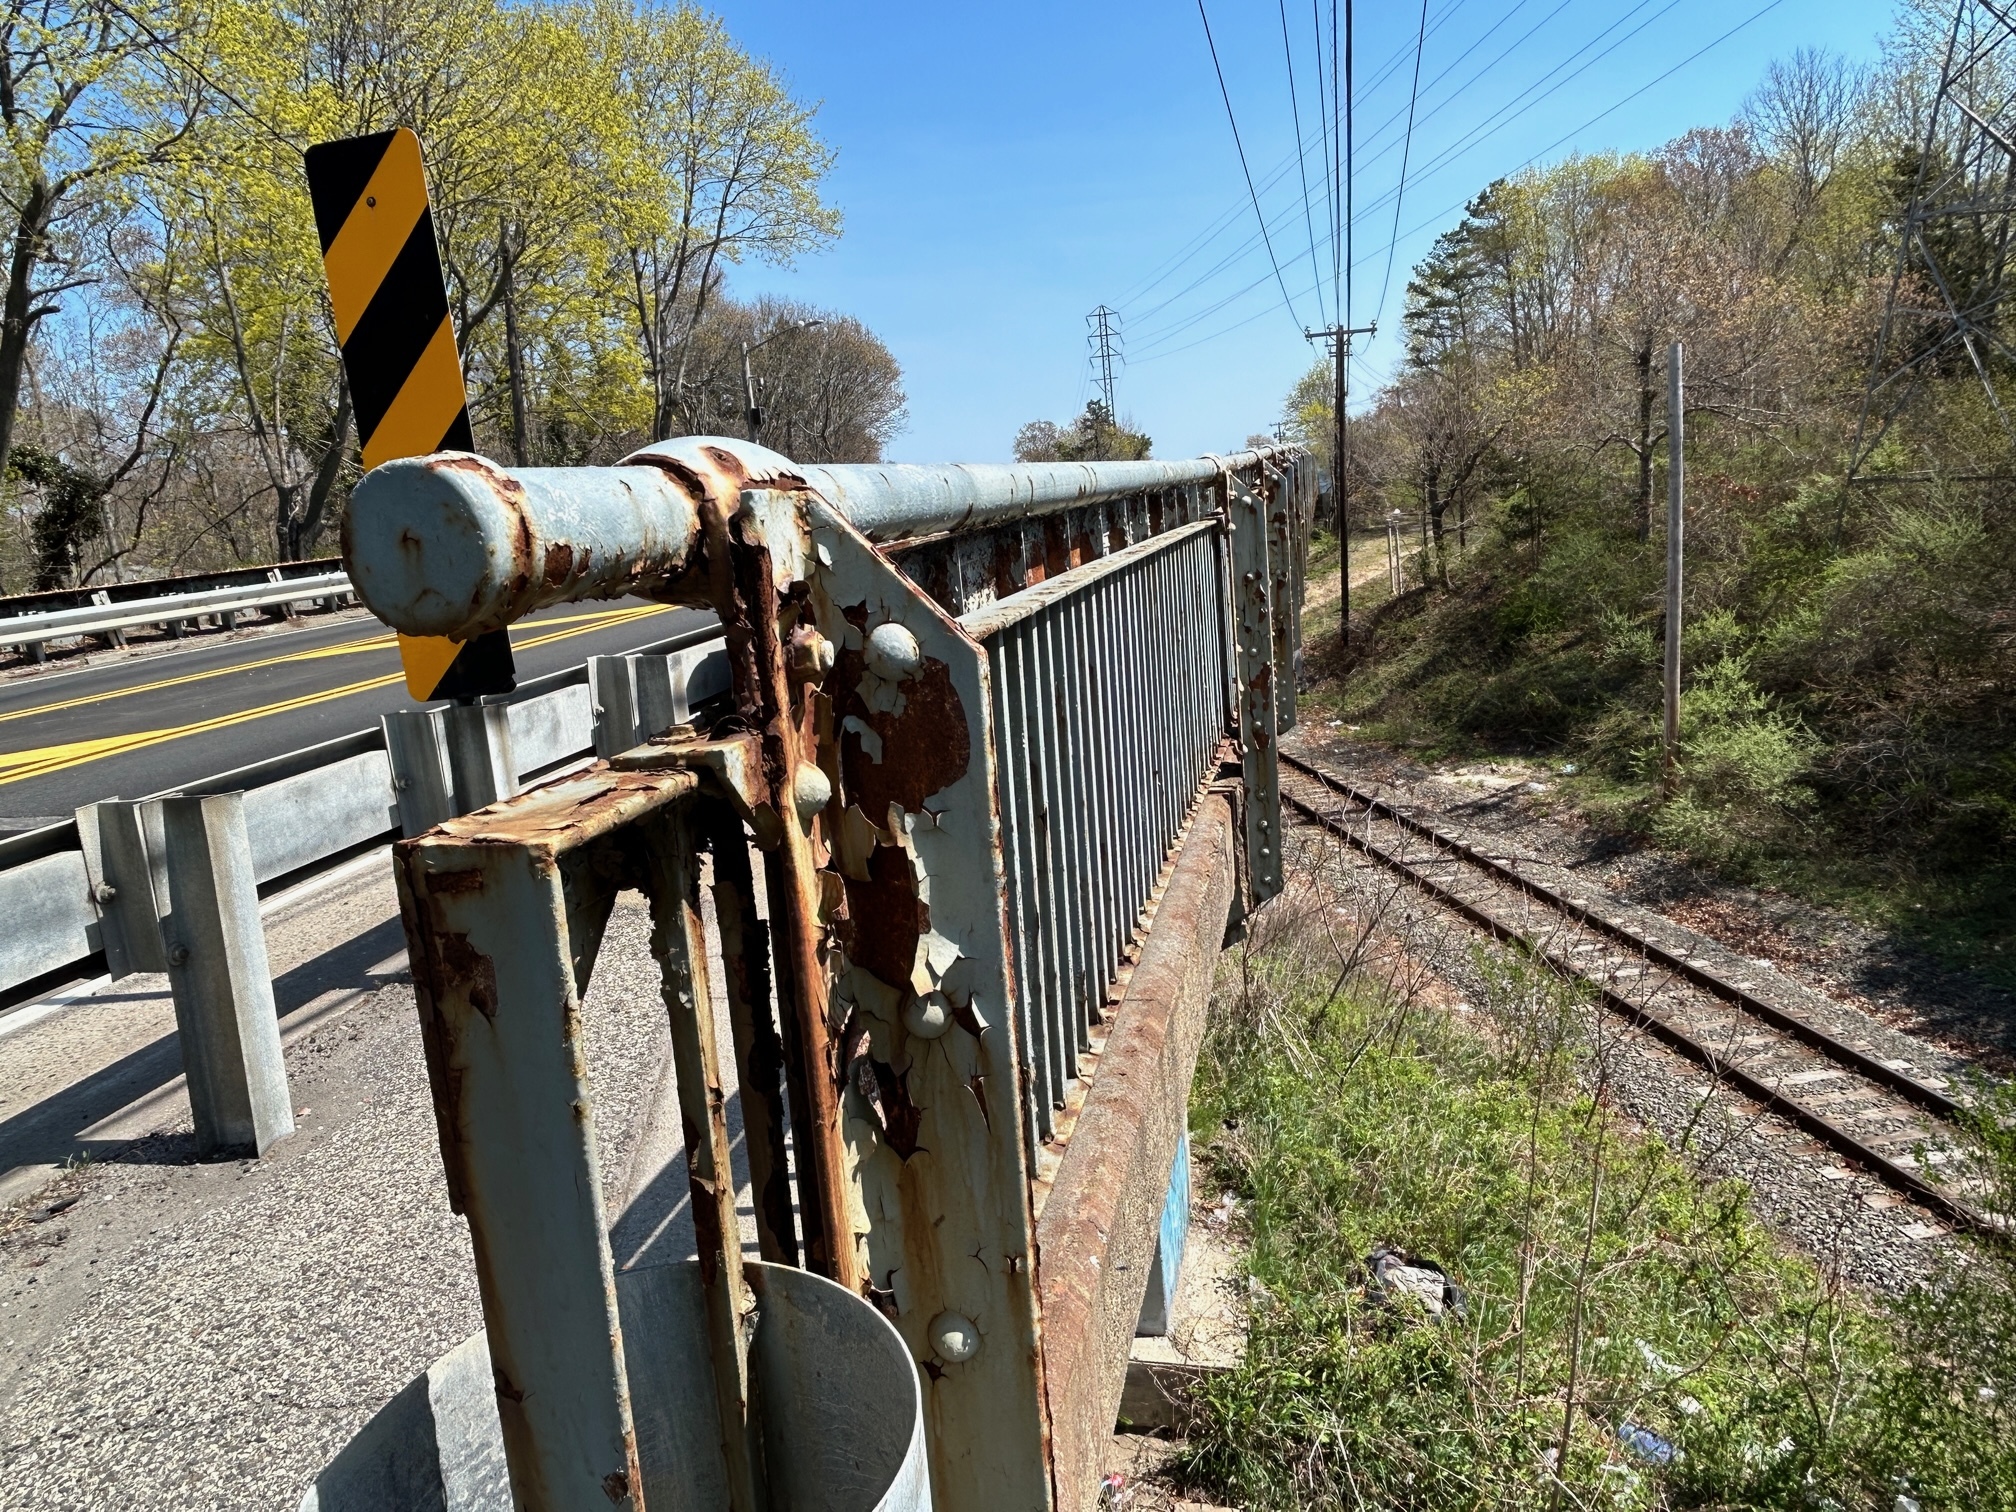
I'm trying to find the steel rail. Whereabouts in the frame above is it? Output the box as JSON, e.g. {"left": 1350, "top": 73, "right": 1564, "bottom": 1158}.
{"left": 1277, "top": 753, "right": 1983, "bottom": 1232}
{"left": 1280, "top": 752, "right": 1963, "bottom": 1119}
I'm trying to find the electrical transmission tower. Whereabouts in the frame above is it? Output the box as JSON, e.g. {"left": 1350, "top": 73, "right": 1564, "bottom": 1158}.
{"left": 1087, "top": 306, "right": 1121, "bottom": 416}
{"left": 1852, "top": 0, "right": 2016, "bottom": 479}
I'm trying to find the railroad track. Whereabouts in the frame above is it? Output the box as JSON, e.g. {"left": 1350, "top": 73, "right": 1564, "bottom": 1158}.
{"left": 1278, "top": 750, "right": 1984, "bottom": 1232}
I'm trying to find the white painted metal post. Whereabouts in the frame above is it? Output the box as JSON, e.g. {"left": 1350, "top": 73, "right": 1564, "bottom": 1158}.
{"left": 157, "top": 793, "right": 294, "bottom": 1157}
{"left": 382, "top": 709, "right": 455, "bottom": 836}
{"left": 1664, "top": 342, "right": 1685, "bottom": 791}
{"left": 443, "top": 702, "right": 517, "bottom": 813}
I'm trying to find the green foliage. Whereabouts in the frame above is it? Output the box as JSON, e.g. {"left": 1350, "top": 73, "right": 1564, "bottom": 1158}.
{"left": 11, "top": 444, "right": 107, "bottom": 590}
{"left": 1012, "top": 400, "right": 1150, "bottom": 462}
{"left": 1176, "top": 909, "right": 2016, "bottom": 1509}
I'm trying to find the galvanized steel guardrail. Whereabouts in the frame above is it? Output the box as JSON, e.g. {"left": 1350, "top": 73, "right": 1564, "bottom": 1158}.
{"left": 332, "top": 435, "right": 1315, "bottom": 1512}
{"left": 1, "top": 568, "right": 357, "bottom": 658}
{"left": 0, "top": 623, "right": 730, "bottom": 1026}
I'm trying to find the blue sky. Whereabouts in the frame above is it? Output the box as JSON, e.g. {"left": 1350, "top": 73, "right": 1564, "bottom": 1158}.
{"left": 715, "top": 0, "right": 1901, "bottom": 463}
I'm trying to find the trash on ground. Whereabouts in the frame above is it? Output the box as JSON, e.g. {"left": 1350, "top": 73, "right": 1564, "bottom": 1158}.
{"left": 1616, "top": 1422, "right": 1679, "bottom": 1466}
{"left": 1365, "top": 1245, "right": 1465, "bottom": 1319}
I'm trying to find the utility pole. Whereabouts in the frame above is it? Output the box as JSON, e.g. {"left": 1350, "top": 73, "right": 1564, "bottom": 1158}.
{"left": 741, "top": 318, "right": 823, "bottom": 446}
{"left": 1663, "top": 342, "right": 1684, "bottom": 793}
{"left": 1305, "top": 321, "right": 1375, "bottom": 647}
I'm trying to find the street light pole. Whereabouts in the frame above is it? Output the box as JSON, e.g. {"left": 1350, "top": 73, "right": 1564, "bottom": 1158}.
{"left": 741, "top": 318, "right": 824, "bottom": 445}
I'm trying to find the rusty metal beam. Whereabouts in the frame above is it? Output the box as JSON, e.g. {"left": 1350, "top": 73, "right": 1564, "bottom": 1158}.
{"left": 700, "top": 799, "right": 799, "bottom": 1268}
{"left": 1036, "top": 793, "right": 1238, "bottom": 1512}
{"left": 394, "top": 767, "right": 703, "bottom": 1511}
{"left": 633, "top": 806, "right": 766, "bottom": 1512}
{"left": 1227, "top": 477, "right": 1282, "bottom": 906}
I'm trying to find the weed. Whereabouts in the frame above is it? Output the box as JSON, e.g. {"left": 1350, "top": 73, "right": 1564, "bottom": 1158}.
{"left": 1175, "top": 891, "right": 2016, "bottom": 1509}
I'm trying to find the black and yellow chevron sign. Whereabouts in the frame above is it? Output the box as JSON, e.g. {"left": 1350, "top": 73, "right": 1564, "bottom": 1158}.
{"left": 305, "top": 127, "right": 514, "bottom": 703}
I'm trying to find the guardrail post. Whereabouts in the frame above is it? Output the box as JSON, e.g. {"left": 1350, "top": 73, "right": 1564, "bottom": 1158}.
{"left": 76, "top": 799, "right": 169, "bottom": 977}
{"left": 589, "top": 654, "right": 640, "bottom": 758}
{"left": 631, "top": 653, "right": 680, "bottom": 737}
{"left": 157, "top": 792, "right": 295, "bottom": 1157}
{"left": 382, "top": 709, "right": 455, "bottom": 835}
{"left": 443, "top": 701, "right": 517, "bottom": 812}
{"left": 88, "top": 590, "right": 128, "bottom": 649}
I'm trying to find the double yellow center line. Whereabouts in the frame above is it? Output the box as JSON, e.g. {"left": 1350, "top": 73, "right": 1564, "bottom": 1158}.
{"left": 0, "top": 604, "right": 672, "bottom": 788}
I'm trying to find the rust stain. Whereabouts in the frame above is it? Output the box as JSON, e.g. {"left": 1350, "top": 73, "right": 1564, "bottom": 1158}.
{"left": 428, "top": 867, "right": 486, "bottom": 896}
{"left": 435, "top": 454, "right": 536, "bottom": 610}
{"left": 837, "top": 654, "right": 971, "bottom": 817}
{"left": 435, "top": 932, "right": 499, "bottom": 1020}
{"left": 839, "top": 845, "right": 926, "bottom": 989}
{"left": 701, "top": 445, "right": 750, "bottom": 485}
{"left": 542, "top": 541, "right": 577, "bottom": 587}
{"left": 685, "top": 1112, "right": 725, "bottom": 1285}
{"left": 1041, "top": 518, "right": 1068, "bottom": 580}
{"left": 991, "top": 532, "right": 1021, "bottom": 599}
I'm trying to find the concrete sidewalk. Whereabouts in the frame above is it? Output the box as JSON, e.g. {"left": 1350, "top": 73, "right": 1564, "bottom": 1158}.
{"left": 0, "top": 855, "right": 754, "bottom": 1510}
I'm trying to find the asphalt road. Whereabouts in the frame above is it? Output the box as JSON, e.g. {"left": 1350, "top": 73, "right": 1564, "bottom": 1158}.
{"left": 0, "top": 597, "right": 713, "bottom": 827}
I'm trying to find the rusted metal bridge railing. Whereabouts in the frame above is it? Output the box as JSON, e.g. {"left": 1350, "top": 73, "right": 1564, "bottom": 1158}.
{"left": 331, "top": 436, "right": 1313, "bottom": 1512}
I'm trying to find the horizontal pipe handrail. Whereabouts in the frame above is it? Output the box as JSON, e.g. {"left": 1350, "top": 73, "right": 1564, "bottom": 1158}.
{"left": 801, "top": 448, "right": 1287, "bottom": 543}
{"left": 343, "top": 439, "right": 1301, "bottom": 640}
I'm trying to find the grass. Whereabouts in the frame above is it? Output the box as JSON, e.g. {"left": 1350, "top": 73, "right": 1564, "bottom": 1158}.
{"left": 1299, "top": 510, "right": 2016, "bottom": 992}
{"left": 1170, "top": 884, "right": 2016, "bottom": 1510}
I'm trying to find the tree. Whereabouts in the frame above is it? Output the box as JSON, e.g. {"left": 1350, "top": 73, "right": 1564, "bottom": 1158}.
{"left": 669, "top": 293, "right": 905, "bottom": 461}
{"left": 603, "top": 1, "right": 839, "bottom": 443}
{"left": 1386, "top": 367, "right": 1504, "bottom": 586}
{"left": 0, "top": 0, "right": 202, "bottom": 585}
{"left": 1011, "top": 401, "right": 1149, "bottom": 462}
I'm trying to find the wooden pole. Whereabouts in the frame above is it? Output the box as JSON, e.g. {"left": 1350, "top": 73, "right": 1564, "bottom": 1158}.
{"left": 1335, "top": 330, "right": 1350, "bottom": 648}
{"left": 1663, "top": 342, "right": 1684, "bottom": 792}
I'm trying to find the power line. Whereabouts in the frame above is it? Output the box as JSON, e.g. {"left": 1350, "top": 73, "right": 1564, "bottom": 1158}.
{"left": 1129, "top": 0, "right": 1573, "bottom": 344}
{"left": 1330, "top": 0, "right": 1342, "bottom": 310}
{"left": 1130, "top": 0, "right": 1793, "bottom": 366}
{"left": 1376, "top": 0, "right": 1431, "bottom": 327}
{"left": 1344, "top": 0, "right": 1354, "bottom": 332}
{"left": 1119, "top": 0, "right": 1477, "bottom": 331}
{"left": 1196, "top": 0, "right": 1304, "bottom": 330}
{"left": 1280, "top": 0, "right": 1328, "bottom": 327}
{"left": 1119, "top": 0, "right": 1532, "bottom": 327}
{"left": 1132, "top": 0, "right": 1709, "bottom": 352}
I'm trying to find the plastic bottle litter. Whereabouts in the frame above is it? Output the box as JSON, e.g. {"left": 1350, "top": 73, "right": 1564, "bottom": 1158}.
{"left": 1617, "top": 1423, "right": 1678, "bottom": 1466}
{"left": 1635, "top": 1339, "right": 1683, "bottom": 1378}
